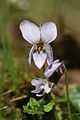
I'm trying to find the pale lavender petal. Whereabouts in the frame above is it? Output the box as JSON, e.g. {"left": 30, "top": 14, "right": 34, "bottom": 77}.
{"left": 44, "top": 61, "right": 62, "bottom": 78}
{"left": 44, "top": 83, "right": 52, "bottom": 93}
{"left": 31, "top": 78, "right": 53, "bottom": 96}
{"left": 31, "top": 87, "right": 43, "bottom": 94}
{"left": 44, "top": 44, "right": 53, "bottom": 65}
{"left": 33, "top": 51, "right": 47, "bottom": 69}
{"left": 31, "top": 78, "right": 43, "bottom": 86}
{"left": 41, "top": 22, "right": 57, "bottom": 43}
{"left": 53, "top": 59, "right": 59, "bottom": 63}
{"left": 36, "top": 92, "right": 45, "bottom": 97}
{"left": 28, "top": 46, "right": 35, "bottom": 64}
{"left": 19, "top": 20, "right": 40, "bottom": 44}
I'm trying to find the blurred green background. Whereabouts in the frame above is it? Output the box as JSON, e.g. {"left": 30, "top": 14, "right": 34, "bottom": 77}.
{"left": 0, "top": 0, "right": 80, "bottom": 119}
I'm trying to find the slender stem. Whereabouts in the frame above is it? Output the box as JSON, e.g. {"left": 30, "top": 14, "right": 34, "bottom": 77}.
{"left": 65, "top": 69, "right": 72, "bottom": 120}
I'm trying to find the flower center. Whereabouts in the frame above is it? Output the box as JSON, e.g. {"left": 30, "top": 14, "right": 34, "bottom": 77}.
{"left": 37, "top": 42, "right": 44, "bottom": 53}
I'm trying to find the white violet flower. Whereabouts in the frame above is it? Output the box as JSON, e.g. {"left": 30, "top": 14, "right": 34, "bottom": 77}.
{"left": 19, "top": 20, "right": 57, "bottom": 69}
{"left": 31, "top": 78, "right": 53, "bottom": 97}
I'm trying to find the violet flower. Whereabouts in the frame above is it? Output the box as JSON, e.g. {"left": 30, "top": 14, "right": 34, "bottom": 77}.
{"left": 19, "top": 20, "right": 57, "bottom": 69}
{"left": 31, "top": 78, "right": 53, "bottom": 97}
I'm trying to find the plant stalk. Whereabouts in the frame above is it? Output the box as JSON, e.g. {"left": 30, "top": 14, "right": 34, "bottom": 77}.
{"left": 65, "top": 69, "right": 72, "bottom": 120}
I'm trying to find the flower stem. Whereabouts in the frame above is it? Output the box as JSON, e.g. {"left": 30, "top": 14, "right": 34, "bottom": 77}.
{"left": 65, "top": 69, "right": 72, "bottom": 120}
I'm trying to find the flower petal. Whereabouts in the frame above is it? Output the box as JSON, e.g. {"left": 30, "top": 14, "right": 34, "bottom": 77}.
{"left": 41, "top": 22, "right": 57, "bottom": 43}
{"left": 44, "top": 61, "right": 62, "bottom": 78}
{"left": 19, "top": 20, "right": 40, "bottom": 44}
{"left": 31, "top": 78, "right": 45, "bottom": 94}
{"left": 28, "top": 46, "right": 35, "bottom": 64}
{"left": 31, "top": 87, "right": 43, "bottom": 94}
{"left": 31, "top": 78, "right": 53, "bottom": 97}
{"left": 36, "top": 92, "right": 45, "bottom": 97}
{"left": 44, "top": 83, "right": 52, "bottom": 93}
{"left": 44, "top": 44, "right": 53, "bottom": 65}
{"left": 31, "top": 78, "right": 43, "bottom": 86}
{"left": 33, "top": 51, "right": 47, "bottom": 69}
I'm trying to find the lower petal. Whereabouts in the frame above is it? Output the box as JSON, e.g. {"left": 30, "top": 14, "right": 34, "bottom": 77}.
{"left": 31, "top": 87, "right": 42, "bottom": 94}
{"left": 33, "top": 51, "right": 47, "bottom": 69}
{"left": 44, "top": 83, "right": 51, "bottom": 93}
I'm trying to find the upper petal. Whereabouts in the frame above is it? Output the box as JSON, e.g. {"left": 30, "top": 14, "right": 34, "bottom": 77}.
{"left": 41, "top": 22, "right": 57, "bottom": 43}
{"left": 33, "top": 51, "right": 47, "bottom": 69}
{"left": 31, "top": 78, "right": 43, "bottom": 86}
{"left": 19, "top": 20, "right": 40, "bottom": 44}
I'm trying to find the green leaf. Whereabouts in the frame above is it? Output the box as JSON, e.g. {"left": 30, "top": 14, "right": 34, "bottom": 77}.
{"left": 43, "top": 100, "right": 55, "bottom": 112}
{"left": 23, "top": 97, "right": 44, "bottom": 115}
